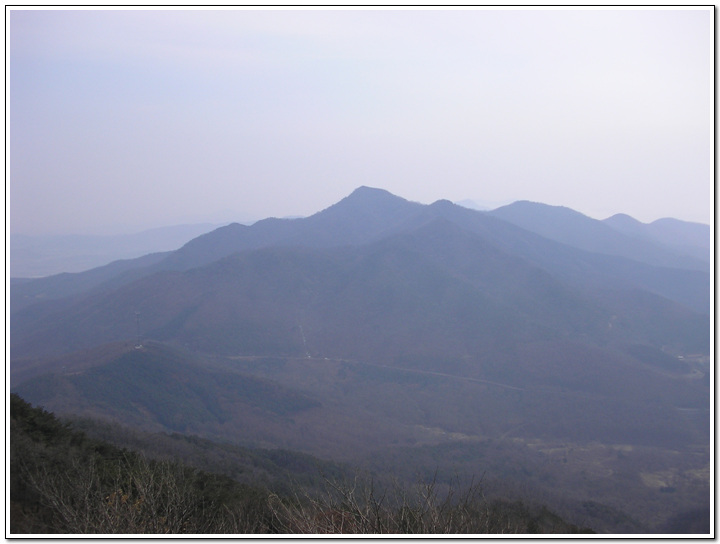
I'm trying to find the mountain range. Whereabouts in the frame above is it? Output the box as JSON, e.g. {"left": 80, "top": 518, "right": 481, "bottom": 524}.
{"left": 9, "top": 186, "right": 710, "bottom": 533}
{"left": 11, "top": 186, "right": 710, "bottom": 355}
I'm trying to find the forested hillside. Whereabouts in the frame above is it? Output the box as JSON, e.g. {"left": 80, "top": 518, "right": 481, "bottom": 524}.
{"left": 10, "top": 394, "right": 593, "bottom": 535}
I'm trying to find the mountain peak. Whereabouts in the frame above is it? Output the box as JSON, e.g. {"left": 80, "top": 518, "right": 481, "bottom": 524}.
{"left": 319, "top": 186, "right": 418, "bottom": 216}
{"left": 350, "top": 185, "right": 389, "bottom": 195}
{"left": 430, "top": 198, "right": 455, "bottom": 208}
{"left": 345, "top": 186, "right": 401, "bottom": 203}
{"left": 604, "top": 213, "right": 644, "bottom": 226}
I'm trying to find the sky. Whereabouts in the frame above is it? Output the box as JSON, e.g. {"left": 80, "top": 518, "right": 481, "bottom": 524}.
{"left": 8, "top": 7, "right": 713, "bottom": 235}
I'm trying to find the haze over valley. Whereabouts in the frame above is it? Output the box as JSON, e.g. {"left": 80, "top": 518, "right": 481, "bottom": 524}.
{"left": 10, "top": 187, "right": 711, "bottom": 534}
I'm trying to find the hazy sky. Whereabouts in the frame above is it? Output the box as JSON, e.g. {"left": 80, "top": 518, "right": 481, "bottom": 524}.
{"left": 9, "top": 7, "right": 712, "bottom": 235}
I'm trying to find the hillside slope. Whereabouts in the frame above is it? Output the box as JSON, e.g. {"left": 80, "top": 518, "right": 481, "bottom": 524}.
{"left": 11, "top": 394, "right": 595, "bottom": 535}
{"left": 489, "top": 201, "right": 708, "bottom": 270}
{"left": 11, "top": 214, "right": 708, "bottom": 363}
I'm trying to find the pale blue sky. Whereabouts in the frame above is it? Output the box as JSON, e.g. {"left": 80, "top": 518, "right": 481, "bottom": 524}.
{"left": 9, "top": 7, "right": 712, "bottom": 234}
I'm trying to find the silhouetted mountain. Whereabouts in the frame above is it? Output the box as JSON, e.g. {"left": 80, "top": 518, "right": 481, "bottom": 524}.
{"left": 12, "top": 188, "right": 708, "bottom": 318}
{"left": 11, "top": 212, "right": 709, "bottom": 363}
{"left": 11, "top": 188, "right": 709, "bottom": 364}
{"left": 489, "top": 201, "right": 708, "bottom": 270}
{"left": 387, "top": 199, "right": 709, "bottom": 314}
{"left": 157, "top": 186, "right": 423, "bottom": 272}
{"left": 646, "top": 217, "right": 709, "bottom": 250}
{"left": 604, "top": 214, "right": 710, "bottom": 262}
{"left": 602, "top": 213, "right": 650, "bottom": 239}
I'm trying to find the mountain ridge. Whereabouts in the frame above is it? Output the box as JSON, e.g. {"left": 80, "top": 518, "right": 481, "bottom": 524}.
{"left": 11, "top": 187, "right": 708, "bottom": 315}
{"left": 10, "top": 186, "right": 710, "bottom": 534}
{"left": 489, "top": 200, "right": 708, "bottom": 270}
{"left": 11, "top": 208, "right": 708, "bottom": 362}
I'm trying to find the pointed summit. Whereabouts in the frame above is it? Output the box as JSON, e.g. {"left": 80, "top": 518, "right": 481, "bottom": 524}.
{"left": 428, "top": 198, "right": 456, "bottom": 211}
{"left": 305, "top": 186, "right": 423, "bottom": 244}
{"left": 349, "top": 185, "right": 392, "bottom": 197}
{"left": 603, "top": 213, "right": 649, "bottom": 239}
{"left": 313, "top": 186, "right": 420, "bottom": 221}
{"left": 340, "top": 186, "right": 410, "bottom": 209}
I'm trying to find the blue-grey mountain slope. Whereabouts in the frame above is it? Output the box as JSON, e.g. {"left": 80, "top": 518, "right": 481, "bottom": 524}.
{"left": 11, "top": 187, "right": 709, "bottom": 317}
{"left": 488, "top": 200, "right": 708, "bottom": 270}
{"left": 603, "top": 213, "right": 710, "bottom": 262}
{"left": 10, "top": 189, "right": 708, "bottom": 377}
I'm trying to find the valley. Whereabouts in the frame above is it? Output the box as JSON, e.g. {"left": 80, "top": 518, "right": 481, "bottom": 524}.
{"left": 9, "top": 187, "right": 711, "bottom": 534}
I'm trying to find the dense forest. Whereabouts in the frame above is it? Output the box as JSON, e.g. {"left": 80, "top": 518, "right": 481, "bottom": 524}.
{"left": 10, "top": 394, "right": 593, "bottom": 535}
